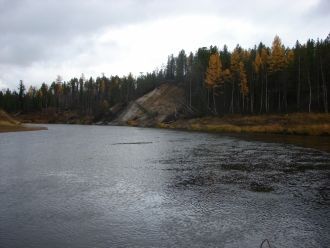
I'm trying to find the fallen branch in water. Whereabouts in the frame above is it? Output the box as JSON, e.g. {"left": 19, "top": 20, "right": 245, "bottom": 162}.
{"left": 260, "top": 239, "right": 272, "bottom": 248}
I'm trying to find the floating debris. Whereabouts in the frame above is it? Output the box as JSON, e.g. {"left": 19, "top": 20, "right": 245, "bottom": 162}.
{"left": 112, "top": 141, "right": 153, "bottom": 145}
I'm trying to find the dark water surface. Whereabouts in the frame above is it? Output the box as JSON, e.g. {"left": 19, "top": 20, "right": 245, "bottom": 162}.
{"left": 0, "top": 125, "right": 329, "bottom": 248}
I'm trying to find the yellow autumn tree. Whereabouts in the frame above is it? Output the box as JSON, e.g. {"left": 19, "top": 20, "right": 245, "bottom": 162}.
{"left": 269, "top": 35, "right": 286, "bottom": 73}
{"left": 205, "top": 52, "right": 222, "bottom": 114}
{"left": 286, "top": 50, "right": 294, "bottom": 65}
{"left": 239, "top": 62, "right": 248, "bottom": 97}
{"left": 222, "top": 69, "right": 232, "bottom": 82}
{"left": 269, "top": 36, "right": 293, "bottom": 112}
{"left": 230, "top": 47, "right": 249, "bottom": 112}
{"left": 230, "top": 49, "right": 241, "bottom": 74}
{"left": 205, "top": 53, "right": 222, "bottom": 89}
{"left": 260, "top": 48, "right": 268, "bottom": 64}
{"left": 254, "top": 52, "right": 262, "bottom": 74}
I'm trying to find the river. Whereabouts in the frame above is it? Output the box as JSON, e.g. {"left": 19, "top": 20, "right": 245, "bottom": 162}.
{"left": 0, "top": 125, "right": 329, "bottom": 247}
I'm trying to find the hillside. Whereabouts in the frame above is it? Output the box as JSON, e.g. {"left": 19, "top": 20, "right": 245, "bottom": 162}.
{"left": 0, "top": 109, "right": 46, "bottom": 133}
{"left": 112, "top": 83, "right": 185, "bottom": 126}
{"left": 0, "top": 109, "right": 20, "bottom": 126}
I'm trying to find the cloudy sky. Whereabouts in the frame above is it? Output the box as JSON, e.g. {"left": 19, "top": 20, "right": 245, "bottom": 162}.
{"left": 0, "top": 0, "right": 329, "bottom": 90}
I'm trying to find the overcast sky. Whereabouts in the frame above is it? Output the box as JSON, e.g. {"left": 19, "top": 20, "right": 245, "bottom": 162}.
{"left": 0, "top": 0, "right": 329, "bottom": 90}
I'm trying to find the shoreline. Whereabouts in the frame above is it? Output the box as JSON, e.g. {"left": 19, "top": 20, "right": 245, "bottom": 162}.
{"left": 11, "top": 112, "right": 330, "bottom": 152}
{"left": 16, "top": 112, "right": 330, "bottom": 136}
{"left": 157, "top": 113, "right": 330, "bottom": 136}
{"left": 0, "top": 124, "right": 47, "bottom": 133}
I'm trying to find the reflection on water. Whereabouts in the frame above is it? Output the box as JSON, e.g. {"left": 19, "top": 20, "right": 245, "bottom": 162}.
{"left": 0, "top": 125, "right": 329, "bottom": 248}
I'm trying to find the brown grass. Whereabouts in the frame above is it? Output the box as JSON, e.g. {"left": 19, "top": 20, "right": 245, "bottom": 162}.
{"left": 0, "top": 109, "right": 47, "bottom": 133}
{"left": 127, "top": 119, "right": 140, "bottom": 126}
{"left": 0, "top": 109, "right": 20, "bottom": 125}
{"left": 0, "top": 125, "right": 47, "bottom": 133}
{"left": 159, "top": 113, "right": 330, "bottom": 136}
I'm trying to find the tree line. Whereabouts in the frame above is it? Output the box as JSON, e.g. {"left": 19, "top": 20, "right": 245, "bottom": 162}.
{"left": 0, "top": 35, "right": 329, "bottom": 118}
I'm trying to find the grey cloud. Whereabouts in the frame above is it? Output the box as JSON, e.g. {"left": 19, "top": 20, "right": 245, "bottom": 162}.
{"left": 0, "top": 0, "right": 328, "bottom": 88}
{"left": 0, "top": 0, "right": 285, "bottom": 66}
{"left": 313, "top": 0, "right": 330, "bottom": 15}
{"left": 0, "top": 33, "right": 58, "bottom": 66}
{"left": 0, "top": 0, "right": 154, "bottom": 65}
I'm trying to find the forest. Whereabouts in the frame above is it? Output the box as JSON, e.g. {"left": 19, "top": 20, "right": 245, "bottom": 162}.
{"left": 0, "top": 35, "right": 329, "bottom": 118}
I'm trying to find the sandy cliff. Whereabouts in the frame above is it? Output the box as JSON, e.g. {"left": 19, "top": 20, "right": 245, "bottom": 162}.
{"left": 113, "top": 83, "right": 185, "bottom": 126}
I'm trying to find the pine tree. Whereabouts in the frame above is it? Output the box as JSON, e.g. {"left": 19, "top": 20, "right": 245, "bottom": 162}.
{"left": 18, "top": 80, "right": 25, "bottom": 111}
{"left": 176, "top": 50, "right": 187, "bottom": 82}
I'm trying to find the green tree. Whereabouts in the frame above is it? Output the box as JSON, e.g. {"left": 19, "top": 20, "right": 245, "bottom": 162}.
{"left": 176, "top": 50, "right": 187, "bottom": 83}
{"left": 18, "top": 80, "right": 25, "bottom": 111}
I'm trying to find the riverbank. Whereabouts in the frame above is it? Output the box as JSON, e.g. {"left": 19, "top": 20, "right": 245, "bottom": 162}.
{"left": 0, "top": 125, "right": 47, "bottom": 133}
{"left": 0, "top": 110, "right": 47, "bottom": 133}
{"left": 6, "top": 110, "right": 330, "bottom": 151}
{"left": 16, "top": 110, "right": 330, "bottom": 136}
{"left": 157, "top": 113, "right": 330, "bottom": 136}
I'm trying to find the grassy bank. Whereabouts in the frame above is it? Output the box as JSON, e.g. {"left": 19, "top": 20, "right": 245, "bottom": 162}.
{"left": 158, "top": 113, "right": 330, "bottom": 136}
{"left": 0, "top": 110, "right": 47, "bottom": 133}
{"left": 0, "top": 125, "right": 47, "bottom": 133}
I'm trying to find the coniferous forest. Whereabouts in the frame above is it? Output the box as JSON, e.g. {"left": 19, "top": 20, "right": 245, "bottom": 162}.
{"left": 1, "top": 35, "right": 329, "bottom": 117}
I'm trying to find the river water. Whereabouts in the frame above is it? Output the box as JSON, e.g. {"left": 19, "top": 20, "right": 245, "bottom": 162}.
{"left": 0, "top": 125, "right": 329, "bottom": 247}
